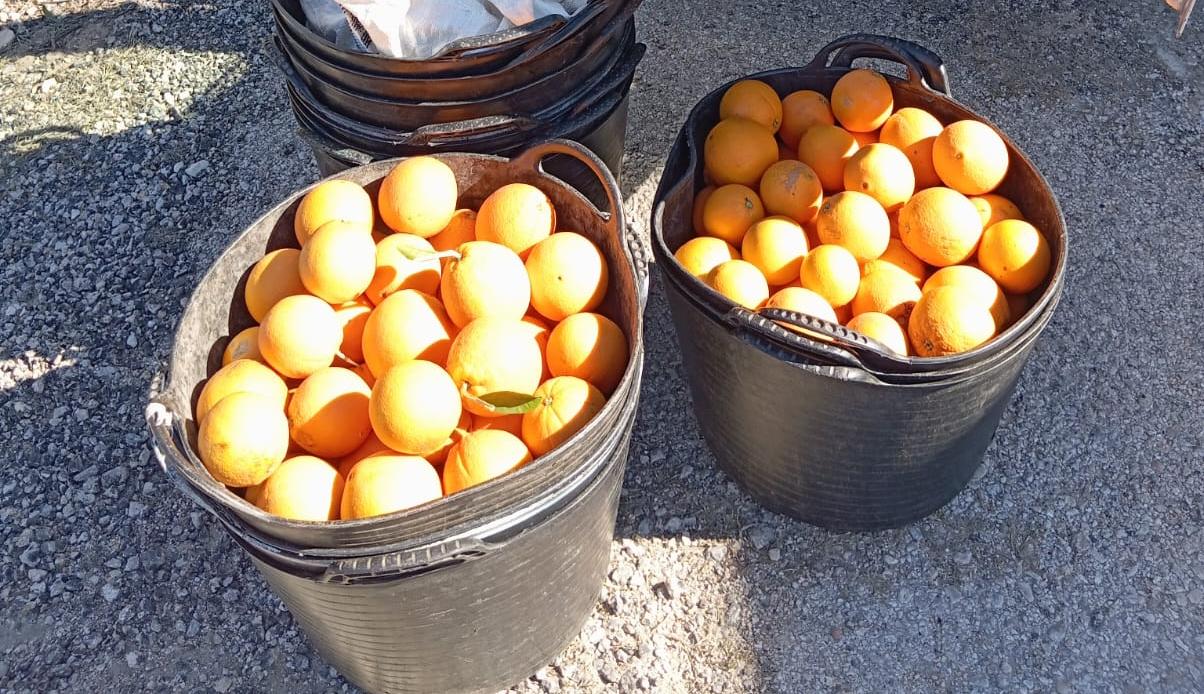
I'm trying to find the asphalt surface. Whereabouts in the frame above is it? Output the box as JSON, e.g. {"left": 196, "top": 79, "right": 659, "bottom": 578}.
{"left": 1, "top": 0, "right": 1202, "bottom": 692}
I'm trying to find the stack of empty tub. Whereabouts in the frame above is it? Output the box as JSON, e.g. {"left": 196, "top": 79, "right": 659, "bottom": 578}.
{"left": 269, "top": 0, "right": 645, "bottom": 194}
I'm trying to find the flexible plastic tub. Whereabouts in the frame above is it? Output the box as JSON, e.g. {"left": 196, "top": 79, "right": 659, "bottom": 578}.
{"left": 277, "top": 19, "right": 634, "bottom": 129}
{"left": 146, "top": 140, "right": 649, "bottom": 692}
{"left": 271, "top": 0, "right": 636, "bottom": 78}
{"left": 272, "top": 32, "right": 644, "bottom": 158}
{"left": 273, "top": 1, "right": 639, "bottom": 101}
{"left": 281, "top": 36, "right": 643, "bottom": 209}
{"left": 650, "top": 34, "right": 1067, "bottom": 531}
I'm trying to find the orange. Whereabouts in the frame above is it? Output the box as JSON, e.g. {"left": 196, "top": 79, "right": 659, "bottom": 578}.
{"left": 861, "top": 238, "right": 929, "bottom": 285}
{"left": 442, "top": 430, "right": 533, "bottom": 495}
{"left": 843, "top": 143, "right": 915, "bottom": 213}
{"left": 546, "top": 312, "right": 629, "bottom": 396}
{"left": 803, "top": 218, "right": 820, "bottom": 250}
{"left": 897, "top": 187, "right": 984, "bottom": 267}
{"left": 796, "top": 125, "right": 860, "bottom": 193}
{"left": 674, "top": 236, "right": 740, "bottom": 282}
{"left": 196, "top": 359, "right": 288, "bottom": 422}
{"left": 369, "top": 360, "right": 462, "bottom": 456}
{"left": 816, "top": 191, "right": 890, "bottom": 263}
{"left": 932, "top": 120, "right": 1010, "bottom": 195}
{"left": 519, "top": 314, "right": 553, "bottom": 382}
{"left": 446, "top": 317, "right": 544, "bottom": 417}
{"left": 287, "top": 366, "right": 373, "bottom": 458}
{"left": 242, "top": 481, "right": 264, "bottom": 507}
{"left": 719, "top": 80, "right": 783, "bottom": 133}
{"left": 740, "top": 216, "right": 809, "bottom": 286}
{"left": 255, "top": 456, "right": 344, "bottom": 522}
{"left": 846, "top": 312, "right": 909, "bottom": 355}
{"left": 470, "top": 413, "right": 524, "bottom": 438}
{"left": 222, "top": 326, "right": 263, "bottom": 366}
{"left": 831, "top": 69, "right": 894, "bottom": 132}
{"left": 703, "top": 117, "right": 779, "bottom": 187}
{"left": 778, "top": 141, "right": 797, "bottom": 162}
{"left": 361, "top": 289, "right": 456, "bottom": 375}
{"left": 525, "top": 232, "right": 609, "bottom": 321}
{"left": 258, "top": 295, "right": 342, "bottom": 379}
{"left": 977, "top": 219, "right": 1052, "bottom": 294}
{"left": 364, "top": 233, "right": 441, "bottom": 304}
{"left": 701, "top": 184, "right": 765, "bottom": 246}
{"left": 692, "top": 186, "right": 715, "bottom": 235}
{"left": 779, "top": 90, "right": 835, "bottom": 149}
{"left": 908, "top": 285, "right": 996, "bottom": 357}
{"left": 336, "top": 431, "right": 395, "bottom": 479}
{"left": 476, "top": 183, "right": 556, "bottom": 258}
{"left": 888, "top": 209, "right": 900, "bottom": 238}
{"left": 522, "top": 376, "right": 606, "bottom": 456}
{"left": 340, "top": 454, "right": 442, "bottom": 519}
{"left": 709, "top": 259, "right": 770, "bottom": 309}
{"left": 440, "top": 240, "right": 531, "bottom": 327}
{"left": 424, "top": 409, "right": 472, "bottom": 466}
{"left": 299, "top": 220, "right": 377, "bottom": 304}
{"left": 244, "top": 249, "right": 307, "bottom": 323}
{"left": 293, "top": 179, "right": 373, "bottom": 246}
{"left": 969, "top": 193, "right": 1024, "bottom": 229}
{"left": 197, "top": 392, "right": 289, "bottom": 488}
{"left": 428, "top": 209, "right": 477, "bottom": 252}
{"left": 1006, "top": 293, "right": 1030, "bottom": 324}
{"left": 851, "top": 129, "right": 879, "bottom": 148}
{"left": 332, "top": 297, "right": 372, "bottom": 364}
{"left": 851, "top": 268, "right": 923, "bottom": 322}
{"left": 924, "top": 264, "right": 1010, "bottom": 329}
{"left": 377, "top": 156, "right": 458, "bottom": 237}
{"left": 800, "top": 244, "right": 860, "bottom": 309}
{"left": 879, "top": 107, "right": 943, "bottom": 190}
{"left": 758, "top": 160, "right": 823, "bottom": 223}
{"left": 764, "top": 286, "right": 837, "bottom": 323}
{"left": 835, "top": 303, "right": 853, "bottom": 324}
{"left": 352, "top": 362, "right": 376, "bottom": 388}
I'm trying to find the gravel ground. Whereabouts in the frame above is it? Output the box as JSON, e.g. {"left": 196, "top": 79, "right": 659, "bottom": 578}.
{"left": 1, "top": 0, "right": 1202, "bottom": 692}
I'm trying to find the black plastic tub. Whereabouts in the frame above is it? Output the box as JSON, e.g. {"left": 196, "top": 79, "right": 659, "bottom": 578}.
{"left": 277, "top": 19, "right": 633, "bottom": 129}
{"left": 271, "top": 0, "right": 571, "bottom": 77}
{"left": 282, "top": 37, "right": 643, "bottom": 209}
{"left": 146, "top": 141, "right": 649, "bottom": 693}
{"left": 271, "top": 0, "right": 635, "bottom": 79}
{"left": 274, "top": 32, "right": 644, "bottom": 157}
{"left": 297, "top": 89, "right": 631, "bottom": 212}
{"left": 273, "top": 1, "right": 638, "bottom": 101}
{"left": 649, "top": 34, "right": 1067, "bottom": 531}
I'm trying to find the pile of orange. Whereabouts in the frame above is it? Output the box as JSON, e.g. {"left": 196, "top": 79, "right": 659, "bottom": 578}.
{"left": 678, "top": 71, "right": 1053, "bottom": 357}
{"left": 193, "top": 157, "right": 629, "bottom": 522}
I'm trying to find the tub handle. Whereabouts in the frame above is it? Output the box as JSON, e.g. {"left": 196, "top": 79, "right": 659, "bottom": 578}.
{"left": 728, "top": 307, "right": 914, "bottom": 374}
{"left": 806, "top": 33, "right": 952, "bottom": 97}
{"left": 406, "top": 114, "right": 543, "bottom": 147}
{"left": 511, "top": 139, "right": 649, "bottom": 309}
{"left": 320, "top": 537, "right": 500, "bottom": 585}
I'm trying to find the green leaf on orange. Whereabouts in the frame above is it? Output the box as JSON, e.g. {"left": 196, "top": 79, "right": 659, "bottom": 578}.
{"left": 393, "top": 245, "right": 460, "bottom": 263}
{"left": 463, "top": 390, "right": 541, "bottom": 415}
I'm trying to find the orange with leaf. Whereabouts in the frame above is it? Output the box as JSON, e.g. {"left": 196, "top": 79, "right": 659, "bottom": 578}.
{"left": 194, "top": 156, "right": 630, "bottom": 520}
